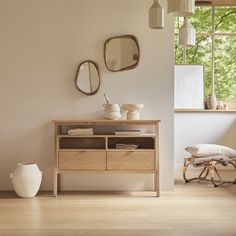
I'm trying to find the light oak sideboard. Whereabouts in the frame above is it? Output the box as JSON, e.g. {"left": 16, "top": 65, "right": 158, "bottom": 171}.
{"left": 53, "top": 120, "right": 160, "bottom": 196}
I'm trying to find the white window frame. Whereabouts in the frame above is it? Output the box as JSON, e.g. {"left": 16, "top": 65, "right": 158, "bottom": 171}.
{"left": 176, "top": 6, "right": 236, "bottom": 106}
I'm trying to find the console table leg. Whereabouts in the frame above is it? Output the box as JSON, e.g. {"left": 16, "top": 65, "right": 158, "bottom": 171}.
{"left": 154, "top": 171, "right": 159, "bottom": 197}
{"left": 53, "top": 170, "right": 58, "bottom": 197}
{"left": 58, "top": 173, "right": 61, "bottom": 192}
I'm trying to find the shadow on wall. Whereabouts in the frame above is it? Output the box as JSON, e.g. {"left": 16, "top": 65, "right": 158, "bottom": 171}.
{"left": 219, "top": 119, "right": 236, "bottom": 150}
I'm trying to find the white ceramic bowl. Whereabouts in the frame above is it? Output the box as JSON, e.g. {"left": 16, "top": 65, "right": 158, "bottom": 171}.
{"left": 103, "top": 104, "right": 120, "bottom": 112}
{"left": 104, "top": 111, "right": 121, "bottom": 120}
{"left": 122, "top": 104, "right": 144, "bottom": 112}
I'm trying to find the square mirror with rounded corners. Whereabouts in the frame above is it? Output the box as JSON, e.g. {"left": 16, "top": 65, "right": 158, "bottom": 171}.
{"left": 104, "top": 35, "right": 140, "bottom": 72}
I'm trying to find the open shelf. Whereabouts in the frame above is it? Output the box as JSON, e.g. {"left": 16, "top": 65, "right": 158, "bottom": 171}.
{"left": 108, "top": 137, "right": 155, "bottom": 150}
{"left": 59, "top": 137, "right": 106, "bottom": 150}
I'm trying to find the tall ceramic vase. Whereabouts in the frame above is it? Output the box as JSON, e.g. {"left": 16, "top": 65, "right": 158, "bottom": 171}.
{"left": 10, "top": 163, "right": 42, "bottom": 198}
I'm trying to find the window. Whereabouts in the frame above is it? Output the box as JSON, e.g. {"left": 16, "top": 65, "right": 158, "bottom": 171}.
{"left": 175, "top": 6, "right": 236, "bottom": 104}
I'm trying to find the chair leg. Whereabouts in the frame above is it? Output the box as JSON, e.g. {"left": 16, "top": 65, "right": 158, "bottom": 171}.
{"left": 229, "top": 160, "right": 236, "bottom": 184}
{"left": 198, "top": 166, "right": 208, "bottom": 180}
{"left": 183, "top": 159, "right": 198, "bottom": 183}
{"left": 211, "top": 166, "right": 224, "bottom": 187}
{"left": 183, "top": 159, "right": 190, "bottom": 183}
{"left": 210, "top": 161, "right": 236, "bottom": 187}
{"left": 209, "top": 162, "right": 217, "bottom": 187}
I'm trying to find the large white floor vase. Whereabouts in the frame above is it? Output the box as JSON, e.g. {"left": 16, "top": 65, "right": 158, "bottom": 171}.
{"left": 10, "top": 163, "right": 42, "bottom": 198}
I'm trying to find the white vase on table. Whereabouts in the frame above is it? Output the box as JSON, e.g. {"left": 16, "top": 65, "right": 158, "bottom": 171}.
{"left": 10, "top": 163, "right": 42, "bottom": 198}
{"left": 103, "top": 104, "right": 121, "bottom": 120}
{"left": 122, "top": 104, "right": 144, "bottom": 120}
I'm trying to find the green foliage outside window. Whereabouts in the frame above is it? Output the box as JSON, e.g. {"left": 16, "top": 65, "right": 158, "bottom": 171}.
{"left": 175, "top": 7, "right": 236, "bottom": 102}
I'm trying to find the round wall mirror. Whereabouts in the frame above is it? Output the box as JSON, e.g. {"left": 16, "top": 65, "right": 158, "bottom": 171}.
{"left": 104, "top": 35, "right": 140, "bottom": 72}
{"left": 75, "top": 61, "right": 100, "bottom": 95}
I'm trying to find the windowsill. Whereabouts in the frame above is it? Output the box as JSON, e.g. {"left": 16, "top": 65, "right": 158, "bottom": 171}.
{"left": 175, "top": 109, "right": 236, "bottom": 113}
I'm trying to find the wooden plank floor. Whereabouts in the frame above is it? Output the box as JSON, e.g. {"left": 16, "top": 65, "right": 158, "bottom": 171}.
{"left": 0, "top": 177, "right": 236, "bottom": 236}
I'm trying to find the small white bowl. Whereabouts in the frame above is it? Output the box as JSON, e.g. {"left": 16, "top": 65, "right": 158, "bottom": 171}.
{"left": 103, "top": 104, "right": 120, "bottom": 112}
{"left": 122, "top": 104, "right": 144, "bottom": 112}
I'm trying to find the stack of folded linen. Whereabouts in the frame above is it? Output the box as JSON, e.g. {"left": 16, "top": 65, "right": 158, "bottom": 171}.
{"left": 116, "top": 143, "right": 139, "bottom": 150}
{"left": 68, "top": 128, "right": 93, "bottom": 136}
{"left": 185, "top": 144, "right": 236, "bottom": 164}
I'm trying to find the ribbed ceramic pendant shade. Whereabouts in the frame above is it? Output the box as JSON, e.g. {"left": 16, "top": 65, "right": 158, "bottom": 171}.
{"left": 149, "top": 0, "right": 164, "bottom": 29}
{"left": 168, "top": 0, "right": 195, "bottom": 16}
{"left": 179, "top": 17, "right": 196, "bottom": 46}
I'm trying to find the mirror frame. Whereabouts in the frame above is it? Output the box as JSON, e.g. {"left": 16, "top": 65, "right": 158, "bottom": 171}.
{"left": 104, "top": 35, "right": 140, "bottom": 72}
{"left": 75, "top": 60, "right": 100, "bottom": 96}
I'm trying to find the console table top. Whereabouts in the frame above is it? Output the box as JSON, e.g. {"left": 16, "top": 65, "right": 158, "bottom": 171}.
{"left": 53, "top": 120, "right": 161, "bottom": 125}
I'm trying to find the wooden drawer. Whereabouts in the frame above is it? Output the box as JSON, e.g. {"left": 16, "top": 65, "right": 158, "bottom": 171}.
{"left": 107, "top": 151, "right": 155, "bottom": 170}
{"left": 58, "top": 151, "right": 106, "bottom": 170}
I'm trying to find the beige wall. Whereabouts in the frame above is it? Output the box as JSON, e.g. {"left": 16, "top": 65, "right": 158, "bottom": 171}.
{"left": 0, "top": 0, "right": 174, "bottom": 191}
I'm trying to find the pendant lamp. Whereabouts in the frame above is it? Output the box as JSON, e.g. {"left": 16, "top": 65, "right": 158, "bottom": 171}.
{"left": 168, "top": 0, "right": 195, "bottom": 17}
{"left": 149, "top": 0, "right": 164, "bottom": 29}
{"left": 179, "top": 17, "right": 196, "bottom": 46}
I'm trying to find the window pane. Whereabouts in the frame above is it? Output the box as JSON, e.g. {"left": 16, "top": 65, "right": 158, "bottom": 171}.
{"left": 174, "top": 6, "right": 236, "bottom": 103}
{"left": 175, "top": 34, "right": 183, "bottom": 64}
{"left": 191, "top": 7, "right": 212, "bottom": 33}
{"left": 186, "top": 36, "right": 212, "bottom": 98}
{"left": 215, "top": 7, "right": 236, "bottom": 33}
{"left": 215, "top": 36, "right": 236, "bottom": 101}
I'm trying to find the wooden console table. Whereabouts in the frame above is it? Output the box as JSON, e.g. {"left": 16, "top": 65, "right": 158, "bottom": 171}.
{"left": 53, "top": 120, "right": 160, "bottom": 196}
